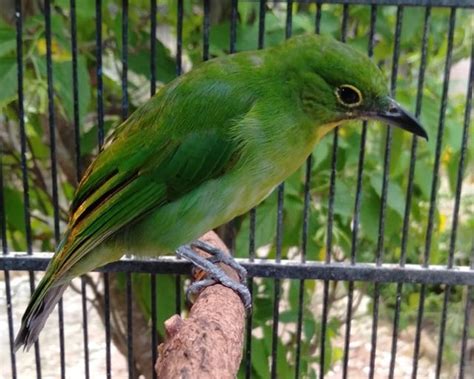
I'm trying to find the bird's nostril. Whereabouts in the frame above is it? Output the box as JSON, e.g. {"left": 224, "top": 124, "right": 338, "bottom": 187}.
{"left": 388, "top": 106, "right": 398, "bottom": 114}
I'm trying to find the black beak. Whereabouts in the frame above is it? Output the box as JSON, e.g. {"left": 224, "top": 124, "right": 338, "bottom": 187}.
{"left": 371, "top": 98, "right": 428, "bottom": 140}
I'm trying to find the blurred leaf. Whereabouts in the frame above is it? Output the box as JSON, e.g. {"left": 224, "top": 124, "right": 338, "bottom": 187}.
{"left": 0, "top": 58, "right": 17, "bottom": 107}
{"left": 369, "top": 173, "right": 405, "bottom": 218}
{"left": 0, "top": 24, "right": 16, "bottom": 57}
{"left": 4, "top": 186, "right": 25, "bottom": 232}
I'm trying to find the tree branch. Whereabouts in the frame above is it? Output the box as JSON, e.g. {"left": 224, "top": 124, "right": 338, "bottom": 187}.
{"left": 155, "top": 231, "right": 246, "bottom": 379}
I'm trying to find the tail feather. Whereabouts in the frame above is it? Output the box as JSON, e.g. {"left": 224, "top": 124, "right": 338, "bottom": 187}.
{"left": 14, "top": 278, "right": 68, "bottom": 352}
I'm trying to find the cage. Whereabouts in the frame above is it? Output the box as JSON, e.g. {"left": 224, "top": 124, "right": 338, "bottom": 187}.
{"left": 0, "top": 0, "right": 473, "bottom": 378}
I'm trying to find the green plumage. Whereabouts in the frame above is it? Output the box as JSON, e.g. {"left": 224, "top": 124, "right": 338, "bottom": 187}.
{"left": 15, "top": 34, "right": 426, "bottom": 350}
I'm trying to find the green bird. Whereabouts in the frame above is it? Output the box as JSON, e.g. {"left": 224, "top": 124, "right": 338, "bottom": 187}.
{"left": 14, "top": 34, "right": 427, "bottom": 351}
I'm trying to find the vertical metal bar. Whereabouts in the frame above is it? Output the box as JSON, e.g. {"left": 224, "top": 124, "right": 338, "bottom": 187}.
{"left": 245, "top": 4, "right": 265, "bottom": 377}
{"left": 1, "top": 146, "right": 17, "bottom": 379}
{"left": 44, "top": 0, "right": 61, "bottom": 245}
{"left": 126, "top": 273, "right": 134, "bottom": 379}
{"left": 285, "top": 0, "right": 293, "bottom": 40}
{"left": 270, "top": 182, "right": 284, "bottom": 379}
{"left": 369, "top": 7, "right": 403, "bottom": 379}
{"left": 340, "top": 4, "right": 349, "bottom": 42}
{"left": 459, "top": 243, "right": 474, "bottom": 379}
{"left": 320, "top": 6, "right": 348, "bottom": 378}
{"left": 120, "top": 2, "right": 134, "bottom": 378}
{"left": 436, "top": 32, "right": 472, "bottom": 379}
{"left": 342, "top": 6, "right": 377, "bottom": 378}
{"left": 389, "top": 8, "right": 431, "bottom": 379}
{"left": 150, "top": 0, "right": 157, "bottom": 96}
{"left": 103, "top": 273, "right": 111, "bottom": 379}
{"left": 96, "top": 0, "right": 105, "bottom": 149}
{"left": 149, "top": 2, "right": 158, "bottom": 378}
{"left": 121, "top": 0, "right": 129, "bottom": 120}
{"left": 80, "top": 277, "right": 90, "bottom": 379}
{"left": 258, "top": 0, "right": 266, "bottom": 50}
{"left": 69, "top": 19, "right": 90, "bottom": 375}
{"left": 230, "top": 0, "right": 238, "bottom": 54}
{"left": 150, "top": 274, "right": 157, "bottom": 379}
{"left": 412, "top": 9, "right": 456, "bottom": 379}
{"left": 15, "top": 0, "right": 42, "bottom": 375}
{"left": 44, "top": 3, "right": 66, "bottom": 377}
{"left": 203, "top": 0, "right": 210, "bottom": 61}
{"left": 70, "top": 0, "right": 82, "bottom": 182}
{"left": 315, "top": 1, "right": 322, "bottom": 35}
{"left": 244, "top": 207, "right": 256, "bottom": 379}
{"left": 319, "top": 130, "right": 338, "bottom": 379}
{"left": 175, "top": 0, "right": 184, "bottom": 315}
{"left": 270, "top": 5, "right": 293, "bottom": 377}
{"left": 95, "top": 1, "right": 110, "bottom": 377}
{"left": 294, "top": 155, "right": 312, "bottom": 379}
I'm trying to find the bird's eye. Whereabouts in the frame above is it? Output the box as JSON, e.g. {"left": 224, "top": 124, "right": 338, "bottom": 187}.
{"left": 336, "top": 85, "right": 363, "bottom": 107}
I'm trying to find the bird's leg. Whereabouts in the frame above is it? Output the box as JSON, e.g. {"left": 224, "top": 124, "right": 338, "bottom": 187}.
{"left": 176, "top": 245, "right": 251, "bottom": 309}
{"left": 190, "top": 240, "right": 247, "bottom": 283}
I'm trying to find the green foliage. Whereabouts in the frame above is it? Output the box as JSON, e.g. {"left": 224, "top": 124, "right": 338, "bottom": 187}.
{"left": 1, "top": 1, "right": 472, "bottom": 377}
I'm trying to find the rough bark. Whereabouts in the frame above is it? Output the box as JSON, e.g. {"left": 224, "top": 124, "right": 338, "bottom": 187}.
{"left": 155, "top": 231, "right": 246, "bottom": 379}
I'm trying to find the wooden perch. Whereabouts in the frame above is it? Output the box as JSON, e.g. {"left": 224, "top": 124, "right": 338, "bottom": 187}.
{"left": 155, "top": 231, "right": 246, "bottom": 379}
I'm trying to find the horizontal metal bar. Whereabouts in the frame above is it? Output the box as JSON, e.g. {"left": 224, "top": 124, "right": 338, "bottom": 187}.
{"left": 241, "top": 0, "right": 473, "bottom": 9}
{"left": 1, "top": 253, "right": 473, "bottom": 285}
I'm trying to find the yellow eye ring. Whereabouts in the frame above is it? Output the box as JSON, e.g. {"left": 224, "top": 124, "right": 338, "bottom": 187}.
{"left": 335, "top": 84, "right": 363, "bottom": 107}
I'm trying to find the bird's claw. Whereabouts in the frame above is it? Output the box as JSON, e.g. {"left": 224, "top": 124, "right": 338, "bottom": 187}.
{"left": 176, "top": 245, "right": 252, "bottom": 310}
{"left": 191, "top": 240, "right": 247, "bottom": 284}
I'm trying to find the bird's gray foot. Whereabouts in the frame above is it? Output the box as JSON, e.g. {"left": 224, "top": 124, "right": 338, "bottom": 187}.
{"left": 191, "top": 240, "right": 247, "bottom": 283}
{"left": 176, "top": 245, "right": 252, "bottom": 309}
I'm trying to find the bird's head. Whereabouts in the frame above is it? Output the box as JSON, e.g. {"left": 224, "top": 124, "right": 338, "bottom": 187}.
{"left": 279, "top": 34, "right": 428, "bottom": 140}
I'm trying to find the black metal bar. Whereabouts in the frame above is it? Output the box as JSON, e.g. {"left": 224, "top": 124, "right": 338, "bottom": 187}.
{"left": 150, "top": 274, "right": 157, "bottom": 379}
{"left": 44, "top": 3, "right": 66, "bottom": 377}
{"left": 3, "top": 254, "right": 474, "bottom": 284}
{"left": 203, "top": 0, "right": 210, "bottom": 61}
{"left": 459, "top": 244, "right": 474, "bottom": 379}
{"left": 70, "top": 0, "right": 81, "bottom": 182}
{"left": 1, "top": 144, "right": 17, "bottom": 379}
{"left": 315, "top": 1, "right": 322, "bottom": 34}
{"left": 369, "top": 7, "right": 403, "bottom": 378}
{"left": 121, "top": 0, "right": 129, "bottom": 121}
{"left": 126, "top": 272, "right": 134, "bottom": 379}
{"left": 286, "top": 0, "right": 293, "bottom": 39}
{"left": 103, "top": 273, "right": 111, "bottom": 379}
{"left": 96, "top": 0, "right": 105, "bottom": 149}
{"left": 319, "top": 128, "right": 338, "bottom": 379}
{"left": 15, "top": 0, "right": 42, "bottom": 375}
{"left": 435, "top": 31, "right": 473, "bottom": 379}
{"left": 150, "top": 0, "right": 157, "bottom": 96}
{"left": 94, "top": 1, "right": 110, "bottom": 376}
{"left": 244, "top": 207, "right": 256, "bottom": 379}
{"left": 175, "top": 0, "right": 184, "bottom": 315}
{"left": 80, "top": 277, "right": 90, "bottom": 379}
{"left": 149, "top": 3, "right": 158, "bottom": 378}
{"left": 388, "top": 7, "right": 431, "bottom": 379}
{"left": 320, "top": 6, "right": 347, "bottom": 376}
{"left": 245, "top": 4, "right": 265, "bottom": 377}
{"left": 176, "top": 0, "right": 183, "bottom": 77}
{"left": 343, "top": 6, "right": 377, "bottom": 378}
{"left": 294, "top": 155, "right": 312, "bottom": 379}
{"left": 230, "top": 0, "right": 238, "bottom": 53}
{"left": 258, "top": 0, "right": 266, "bottom": 49}
{"left": 412, "top": 8, "right": 456, "bottom": 379}
{"left": 270, "top": 5, "right": 294, "bottom": 375}
{"left": 270, "top": 181, "right": 285, "bottom": 379}
{"left": 120, "top": 2, "right": 133, "bottom": 377}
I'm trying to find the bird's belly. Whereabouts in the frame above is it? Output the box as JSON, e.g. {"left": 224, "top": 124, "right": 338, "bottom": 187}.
{"left": 118, "top": 175, "right": 275, "bottom": 256}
